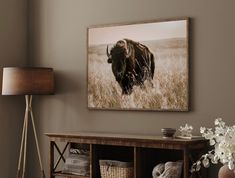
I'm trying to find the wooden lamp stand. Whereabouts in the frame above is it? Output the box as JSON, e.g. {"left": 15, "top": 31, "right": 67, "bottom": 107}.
{"left": 16, "top": 95, "right": 45, "bottom": 178}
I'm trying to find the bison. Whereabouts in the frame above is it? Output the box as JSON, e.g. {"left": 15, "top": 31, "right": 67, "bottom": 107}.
{"left": 106, "top": 39, "right": 155, "bottom": 95}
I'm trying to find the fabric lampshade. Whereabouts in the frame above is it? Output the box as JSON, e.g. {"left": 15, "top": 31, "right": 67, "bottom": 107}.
{"left": 2, "top": 67, "right": 55, "bottom": 95}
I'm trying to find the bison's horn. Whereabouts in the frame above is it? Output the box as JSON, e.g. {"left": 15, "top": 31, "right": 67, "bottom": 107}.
{"left": 126, "top": 45, "right": 133, "bottom": 58}
{"left": 106, "top": 45, "right": 111, "bottom": 57}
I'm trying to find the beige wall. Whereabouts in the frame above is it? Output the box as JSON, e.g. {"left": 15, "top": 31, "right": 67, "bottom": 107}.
{"left": 28, "top": 0, "right": 235, "bottom": 177}
{"left": 0, "top": 0, "right": 28, "bottom": 177}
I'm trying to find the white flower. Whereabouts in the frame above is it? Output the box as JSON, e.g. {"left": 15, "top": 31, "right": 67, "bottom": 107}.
{"left": 202, "top": 155, "right": 210, "bottom": 168}
{"left": 209, "top": 139, "right": 216, "bottom": 146}
{"left": 210, "top": 154, "right": 219, "bottom": 164}
{"left": 215, "top": 118, "right": 222, "bottom": 125}
{"left": 200, "top": 127, "right": 206, "bottom": 134}
{"left": 196, "top": 161, "right": 201, "bottom": 171}
{"left": 191, "top": 118, "right": 235, "bottom": 173}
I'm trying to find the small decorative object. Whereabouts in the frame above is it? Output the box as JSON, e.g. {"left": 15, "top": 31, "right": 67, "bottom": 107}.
{"left": 99, "top": 160, "right": 133, "bottom": 178}
{"left": 191, "top": 118, "right": 235, "bottom": 176}
{"left": 152, "top": 161, "right": 183, "bottom": 178}
{"left": 161, "top": 128, "right": 176, "bottom": 138}
{"left": 152, "top": 163, "right": 165, "bottom": 177}
{"left": 88, "top": 18, "right": 189, "bottom": 111}
{"left": 179, "top": 123, "right": 193, "bottom": 138}
{"left": 70, "top": 148, "right": 89, "bottom": 155}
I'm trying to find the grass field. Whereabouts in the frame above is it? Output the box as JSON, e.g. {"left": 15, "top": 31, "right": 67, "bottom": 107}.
{"left": 88, "top": 38, "right": 188, "bottom": 110}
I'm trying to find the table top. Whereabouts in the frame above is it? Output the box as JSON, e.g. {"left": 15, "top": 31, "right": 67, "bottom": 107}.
{"left": 45, "top": 131, "right": 208, "bottom": 149}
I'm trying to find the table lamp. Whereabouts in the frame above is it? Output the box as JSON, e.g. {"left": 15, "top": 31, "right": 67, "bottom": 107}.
{"left": 2, "top": 67, "right": 55, "bottom": 178}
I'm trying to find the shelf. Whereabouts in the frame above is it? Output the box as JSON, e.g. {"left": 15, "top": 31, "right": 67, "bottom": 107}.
{"left": 47, "top": 132, "right": 208, "bottom": 178}
{"left": 53, "top": 171, "right": 90, "bottom": 178}
{"left": 137, "top": 147, "right": 183, "bottom": 178}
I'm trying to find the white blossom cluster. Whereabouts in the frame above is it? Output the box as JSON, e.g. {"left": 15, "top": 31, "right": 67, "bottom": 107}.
{"left": 191, "top": 118, "right": 235, "bottom": 173}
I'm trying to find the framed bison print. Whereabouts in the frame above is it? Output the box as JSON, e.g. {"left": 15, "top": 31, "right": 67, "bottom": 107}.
{"left": 87, "top": 18, "right": 189, "bottom": 111}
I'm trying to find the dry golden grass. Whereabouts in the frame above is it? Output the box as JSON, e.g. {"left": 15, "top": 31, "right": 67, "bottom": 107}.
{"left": 88, "top": 39, "right": 188, "bottom": 110}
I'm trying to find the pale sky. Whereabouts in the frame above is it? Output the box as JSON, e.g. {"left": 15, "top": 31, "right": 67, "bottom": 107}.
{"left": 88, "top": 20, "right": 187, "bottom": 45}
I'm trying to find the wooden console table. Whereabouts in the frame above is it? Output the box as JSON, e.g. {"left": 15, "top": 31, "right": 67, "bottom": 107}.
{"left": 46, "top": 132, "right": 208, "bottom": 178}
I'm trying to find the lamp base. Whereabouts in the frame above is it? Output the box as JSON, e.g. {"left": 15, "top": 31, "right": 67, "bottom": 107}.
{"left": 17, "top": 95, "right": 45, "bottom": 178}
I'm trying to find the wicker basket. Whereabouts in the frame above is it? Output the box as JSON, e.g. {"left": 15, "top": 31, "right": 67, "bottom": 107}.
{"left": 99, "top": 160, "right": 134, "bottom": 178}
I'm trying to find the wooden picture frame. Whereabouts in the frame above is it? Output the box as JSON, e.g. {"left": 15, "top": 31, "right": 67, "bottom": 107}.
{"left": 87, "top": 17, "right": 189, "bottom": 111}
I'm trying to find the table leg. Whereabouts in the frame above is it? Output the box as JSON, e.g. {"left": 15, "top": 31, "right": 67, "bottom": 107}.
{"left": 184, "top": 148, "right": 189, "bottom": 178}
{"left": 50, "top": 141, "right": 55, "bottom": 178}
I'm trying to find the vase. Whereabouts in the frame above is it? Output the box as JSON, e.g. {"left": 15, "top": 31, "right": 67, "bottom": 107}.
{"left": 218, "top": 165, "right": 235, "bottom": 178}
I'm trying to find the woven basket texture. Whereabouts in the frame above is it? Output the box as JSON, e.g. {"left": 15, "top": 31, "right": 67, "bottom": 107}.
{"left": 99, "top": 160, "right": 133, "bottom": 178}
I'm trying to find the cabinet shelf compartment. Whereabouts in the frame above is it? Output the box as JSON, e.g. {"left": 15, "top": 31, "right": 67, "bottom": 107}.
{"left": 50, "top": 141, "right": 91, "bottom": 178}
{"left": 92, "top": 145, "right": 134, "bottom": 178}
{"left": 137, "top": 147, "right": 183, "bottom": 178}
